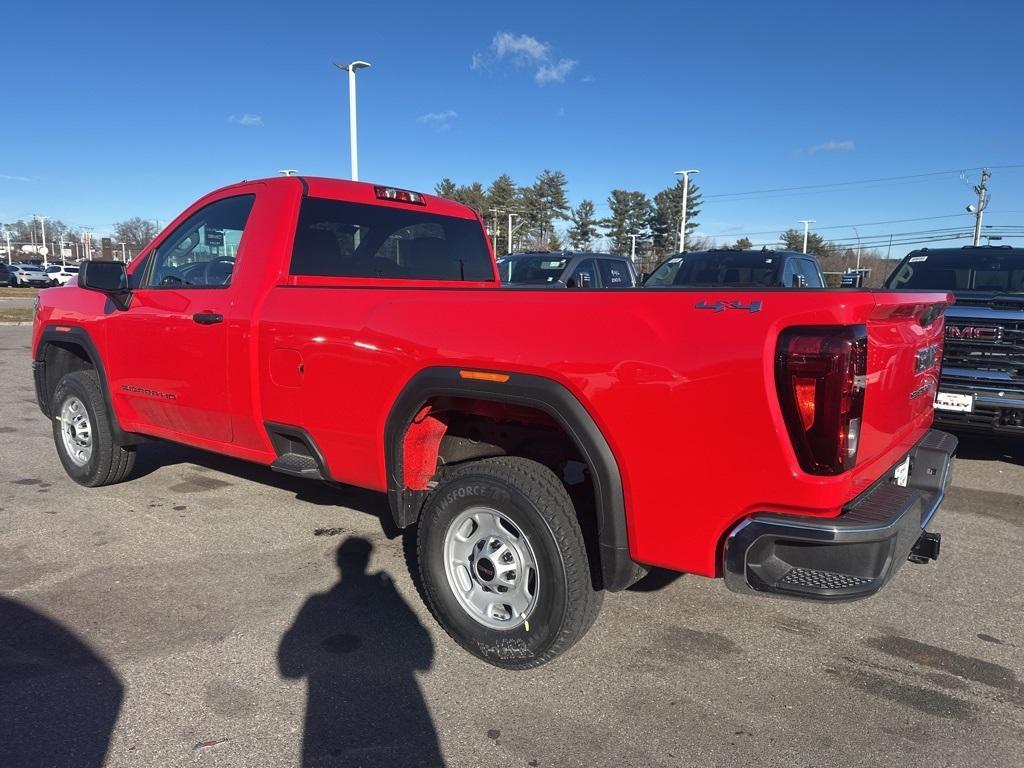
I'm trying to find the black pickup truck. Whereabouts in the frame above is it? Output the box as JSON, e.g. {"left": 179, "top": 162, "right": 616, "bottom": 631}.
{"left": 886, "top": 246, "right": 1024, "bottom": 435}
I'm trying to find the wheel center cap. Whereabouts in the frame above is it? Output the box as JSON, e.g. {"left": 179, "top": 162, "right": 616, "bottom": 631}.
{"left": 475, "top": 557, "right": 495, "bottom": 582}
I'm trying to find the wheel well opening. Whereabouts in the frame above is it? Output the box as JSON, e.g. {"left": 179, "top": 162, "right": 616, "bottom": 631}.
{"left": 401, "top": 396, "right": 602, "bottom": 586}
{"left": 41, "top": 342, "right": 95, "bottom": 410}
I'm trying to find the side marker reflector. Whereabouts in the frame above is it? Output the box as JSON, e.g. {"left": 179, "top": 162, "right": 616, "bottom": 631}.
{"left": 459, "top": 370, "right": 510, "bottom": 383}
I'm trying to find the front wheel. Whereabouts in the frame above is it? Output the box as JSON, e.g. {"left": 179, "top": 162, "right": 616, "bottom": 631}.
{"left": 50, "top": 370, "right": 136, "bottom": 487}
{"left": 417, "top": 456, "right": 603, "bottom": 669}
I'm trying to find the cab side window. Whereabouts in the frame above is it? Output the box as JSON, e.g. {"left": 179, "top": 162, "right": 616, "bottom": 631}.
{"left": 568, "top": 259, "right": 597, "bottom": 288}
{"left": 143, "top": 195, "right": 255, "bottom": 288}
{"left": 798, "top": 259, "right": 823, "bottom": 288}
{"left": 598, "top": 258, "right": 634, "bottom": 288}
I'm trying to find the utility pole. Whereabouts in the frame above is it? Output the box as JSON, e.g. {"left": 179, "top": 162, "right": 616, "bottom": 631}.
{"left": 971, "top": 168, "right": 991, "bottom": 246}
{"left": 674, "top": 169, "right": 699, "bottom": 252}
{"left": 334, "top": 61, "right": 371, "bottom": 181}
{"left": 798, "top": 219, "right": 815, "bottom": 254}
{"left": 36, "top": 215, "right": 48, "bottom": 267}
{"left": 489, "top": 207, "right": 504, "bottom": 254}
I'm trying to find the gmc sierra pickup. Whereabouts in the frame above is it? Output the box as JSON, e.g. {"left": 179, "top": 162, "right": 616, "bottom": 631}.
{"left": 33, "top": 176, "right": 956, "bottom": 668}
{"left": 886, "top": 246, "right": 1024, "bottom": 435}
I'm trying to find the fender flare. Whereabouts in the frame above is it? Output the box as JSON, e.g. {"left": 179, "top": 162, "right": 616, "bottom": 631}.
{"left": 34, "top": 325, "right": 135, "bottom": 444}
{"left": 384, "top": 366, "right": 638, "bottom": 591}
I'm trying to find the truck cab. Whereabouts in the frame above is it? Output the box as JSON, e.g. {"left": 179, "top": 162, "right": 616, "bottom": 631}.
{"left": 645, "top": 248, "right": 825, "bottom": 289}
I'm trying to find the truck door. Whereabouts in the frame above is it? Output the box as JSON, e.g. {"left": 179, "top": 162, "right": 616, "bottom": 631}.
{"left": 106, "top": 193, "right": 256, "bottom": 443}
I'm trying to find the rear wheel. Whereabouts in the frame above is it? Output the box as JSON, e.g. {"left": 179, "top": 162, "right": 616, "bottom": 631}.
{"left": 50, "top": 370, "right": 135, "bottom": 487}
{"left": 417, "top": 456, "right": 602, "bottom": 669}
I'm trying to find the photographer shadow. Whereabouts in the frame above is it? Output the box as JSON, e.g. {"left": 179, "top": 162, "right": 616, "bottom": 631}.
{"left": 278, "top": 537, "right": 444, "bottom": 767}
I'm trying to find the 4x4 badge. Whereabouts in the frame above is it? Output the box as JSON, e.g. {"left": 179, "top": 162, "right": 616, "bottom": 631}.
{"left": 696, "top": 300, "right": 763, "bottom": 313}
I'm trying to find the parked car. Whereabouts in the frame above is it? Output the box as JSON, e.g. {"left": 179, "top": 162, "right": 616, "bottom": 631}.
{"left": 497, "top": 251, "right": 639, "bottom": 288}
{"left": 10, "top": 263, "right": 51, "bottom": 287}
{"left": 885, "top": 245, "right": 1024, "bottom": 435}
{"left": 45, "top": 264, "right": 80, "bottom": 286}
{"left": 0, "top": 262, "right": 17, "bottom": 287}
{"left": 645, "top": 249, "right": 825, "bottom": 288}
{"left": 34, "top": 176, "right": 955, "bottom": 669}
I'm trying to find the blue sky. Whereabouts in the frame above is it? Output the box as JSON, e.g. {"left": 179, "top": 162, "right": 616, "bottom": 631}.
{"left": 2, "top": 0, "right": 1022, "bottom": 257}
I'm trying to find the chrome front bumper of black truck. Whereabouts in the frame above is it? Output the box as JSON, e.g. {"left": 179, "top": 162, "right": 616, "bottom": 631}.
{"left": 723, "top": 430, "right": 957, "bottom": 601}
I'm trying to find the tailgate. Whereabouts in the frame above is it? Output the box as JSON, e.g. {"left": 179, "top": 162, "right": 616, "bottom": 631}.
{"left": 856, "top": 292, "right": 952, "bottom": 468}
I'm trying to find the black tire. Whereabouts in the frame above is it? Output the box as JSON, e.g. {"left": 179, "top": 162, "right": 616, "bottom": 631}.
{"left": 50, "top": 370, "right": 135, "bottom": 487}
{"left": 417, "top": 456, "right": 603, "bottom": 669}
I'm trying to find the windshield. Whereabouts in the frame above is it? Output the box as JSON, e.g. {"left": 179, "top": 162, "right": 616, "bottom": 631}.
{"left": 886, "top": 249, "right": 1024, "bottom": 293}
{"left": 645, "top": 251, "right": 781, "bottom": 287}
{"left": 497, "top": 255, "right": 570, "bottom": 284}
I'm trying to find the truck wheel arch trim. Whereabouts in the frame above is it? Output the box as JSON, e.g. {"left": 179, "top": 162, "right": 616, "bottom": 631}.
{"left": 384, "top": 366, "right": 638, "bottom": 591}
{"left": 34, "top": 325, "right": 134, "bottom": 443}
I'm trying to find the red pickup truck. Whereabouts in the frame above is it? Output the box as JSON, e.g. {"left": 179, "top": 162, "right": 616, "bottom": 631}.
{"left": 32, "top": 177, "right": 956, "bottom": 668}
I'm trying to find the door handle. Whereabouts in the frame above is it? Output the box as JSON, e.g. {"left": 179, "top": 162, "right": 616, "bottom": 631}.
{"left": 193, "top": 312, "right": 223, "bottom": 325}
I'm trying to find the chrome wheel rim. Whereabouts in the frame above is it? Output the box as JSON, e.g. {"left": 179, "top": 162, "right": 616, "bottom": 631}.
{"left": 442, "top": 506, "right": 540, "bottom": 630}
{"left": 60, "top": 396, "right": 93, "bottom": 467}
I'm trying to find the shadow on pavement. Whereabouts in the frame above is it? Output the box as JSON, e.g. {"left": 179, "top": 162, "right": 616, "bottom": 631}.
{"left": 278, "top": 537, "right": 444, "bottom": 767}
{"left": 0, "top": 596, "right": 123, "bottom": 767}
{"left": 628, "top": 567, "right": 685, "bottom": 592}
{"left": 130, "top": 440, "right": 400, "bottom": 537}
{"left": 951, "top": 433, "right": 1024, "bottom": 467}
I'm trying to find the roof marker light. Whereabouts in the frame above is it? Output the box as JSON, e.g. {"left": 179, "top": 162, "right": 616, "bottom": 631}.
{"left": 374, "top": 186, "right": 426, "bottom": 205}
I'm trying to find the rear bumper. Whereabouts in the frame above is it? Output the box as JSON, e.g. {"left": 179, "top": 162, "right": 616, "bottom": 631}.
{"left": 723, "top": 429, "right": 957, "bottom": 601}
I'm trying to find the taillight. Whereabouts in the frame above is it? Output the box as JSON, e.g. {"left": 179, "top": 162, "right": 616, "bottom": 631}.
{"left": 775, "top": 325, "right": 867, "bottom": 475}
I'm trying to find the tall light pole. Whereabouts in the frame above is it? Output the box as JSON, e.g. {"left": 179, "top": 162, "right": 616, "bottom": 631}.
{"left": 36, "top": 215, "right": 48, "bottom": 267}
{"left": 3, "top": 229, "right": 11, "bottom": 264}
{"left": 628, "top": 233, "right": 639, "bottom": 264}
{"left": 674, "top": 169, "right": 699, "bottom": 252}
{"left": 334, "top": 60, "right": 371, "bottom": 181}
{"left": 507, "top": 212, "right": 521, "bottom": 255}
{"left": 798, "top": 219, "right": 815, "bottom": 254}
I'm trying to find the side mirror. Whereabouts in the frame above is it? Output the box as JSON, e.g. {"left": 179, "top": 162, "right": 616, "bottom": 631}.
{"left": 792, "top": 273, "right": 807, "bottom": 288}
{"left": 79, "top": 260, "right": 130, "bottom": 309}
{"left": 80, "top": 260, "right": 128, "bottom": 292}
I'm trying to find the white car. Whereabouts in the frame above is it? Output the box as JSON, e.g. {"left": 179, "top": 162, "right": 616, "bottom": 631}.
{"left": 9, "top": 263, "right": 51, "bottom": 287}
{"left": 45, "top": 264, "right": 80, "bottom": 286}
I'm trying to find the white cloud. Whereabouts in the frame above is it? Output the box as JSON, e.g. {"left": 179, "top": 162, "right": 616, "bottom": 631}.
{"left": 418, "top": 110, "right": 457, "bottom": 124}
{"left": 473, "top": 31, "right": 578, "bottom": 86}
{"left": 418, "top": 110, "right": 457, "bottom": 132}
{"left": 581, "top": 74, "right": 595, "bottom": 83}
{"left": 536, "top": 58, "right": 577, "bottom": 85}
{"left": 492, "top": 32, "right": 549, "bottom": 62}
{"left": 228, "top": 113, "right": 263, "bottom": 127}
{"left": 807, "top": 139, "right": 855, "bottom": 154}
{"left": 0, "top": 174, "right": 31, "bottom": 181}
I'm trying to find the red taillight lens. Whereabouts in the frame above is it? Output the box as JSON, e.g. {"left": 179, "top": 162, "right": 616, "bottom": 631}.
{"left": 776, "top": 326, "right": 867, "bottom": 475}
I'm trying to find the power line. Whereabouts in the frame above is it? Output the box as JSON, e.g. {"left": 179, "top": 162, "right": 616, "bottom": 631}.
{"left": 703, "top": 164, "right": 1024, "bottom": 200}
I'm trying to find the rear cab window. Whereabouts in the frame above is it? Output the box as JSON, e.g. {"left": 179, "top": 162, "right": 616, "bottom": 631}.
{"left": 886, "top": 249, "right": 1024, "bottom": 293}
{"left": 290, "top": 197, "right": 494, "bottom": 282}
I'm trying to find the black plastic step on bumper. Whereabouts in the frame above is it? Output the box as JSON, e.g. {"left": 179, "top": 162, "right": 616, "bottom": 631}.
{"left": 722, "top": 429, "right": 957, "bottom": 601}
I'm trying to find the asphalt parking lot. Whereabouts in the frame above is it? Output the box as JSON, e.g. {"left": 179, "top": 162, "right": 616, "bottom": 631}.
{"left": 1, "top": 323, "right": 1022, "bottom": 768}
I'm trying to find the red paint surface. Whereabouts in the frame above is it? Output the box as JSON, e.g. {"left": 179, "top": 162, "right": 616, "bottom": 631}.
{"left": 34, "top": 177, "right": 951, "bottom": 578}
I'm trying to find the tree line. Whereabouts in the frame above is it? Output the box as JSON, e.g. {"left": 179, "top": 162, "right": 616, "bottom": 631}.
{"left": 1, "top": 217, "right": 160, "bottom": 258}
{"left": 434, "top": 170, "right": 702, "bottom": 272}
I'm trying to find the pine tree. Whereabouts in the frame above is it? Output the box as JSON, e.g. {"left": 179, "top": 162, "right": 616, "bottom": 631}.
{"left": 486, "top": 174, "right": 518, "bottom": 255}
{"left": 779, "top": 228, "right": 830, "bottom": 257}
{"left": 453, "top": 182, "right": 487, "bottom": 216}
{"left": 603, "top": 190, "right": 653, "bottom": 255}
{"left": 734, "top": 237, "right": 752, "bottom": 249}
{"left": 434, "top": 178, "right": 457, "bottom": 198}
{"left": 567, "top": 200, "right": 600, "bottom": 250}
